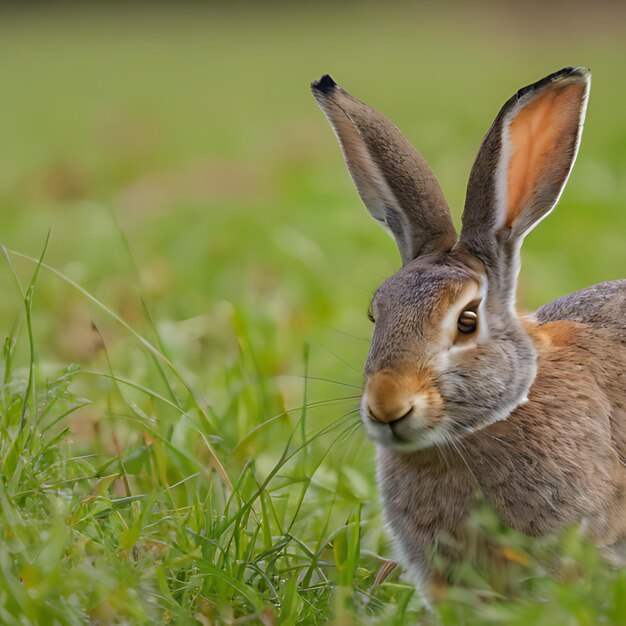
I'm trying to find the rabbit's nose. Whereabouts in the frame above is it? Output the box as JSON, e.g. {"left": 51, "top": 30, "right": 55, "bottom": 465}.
{"left": 365, "top": 370, "right": 417, "bottom": 424}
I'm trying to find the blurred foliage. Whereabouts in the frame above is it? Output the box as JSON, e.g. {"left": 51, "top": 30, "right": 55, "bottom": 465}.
{"left": 0, "top": 2, "right": 625, "bottom": 624}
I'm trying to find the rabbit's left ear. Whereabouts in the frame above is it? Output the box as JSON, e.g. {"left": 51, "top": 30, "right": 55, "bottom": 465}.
{"left": 312, "top": 75, "right": 457, "bottom": 265}
{"left": 460, "top": 67, "right": 590, "bottom": 254}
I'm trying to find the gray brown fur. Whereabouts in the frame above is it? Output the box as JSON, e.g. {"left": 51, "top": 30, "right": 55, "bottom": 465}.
{"left": 312, "top": 67, "right": 625, "bottom": 590}
{"left": 535, "top": 280, "right": 626, "bottom": 338}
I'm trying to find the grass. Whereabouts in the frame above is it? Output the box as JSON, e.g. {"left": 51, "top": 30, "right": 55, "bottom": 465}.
{"left": 0, "top": 3, "right": 625, "bottom": 624}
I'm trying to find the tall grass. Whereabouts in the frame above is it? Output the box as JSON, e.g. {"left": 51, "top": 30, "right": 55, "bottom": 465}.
{"left": 1, "top": 233, "right": 625, "bottom": 624}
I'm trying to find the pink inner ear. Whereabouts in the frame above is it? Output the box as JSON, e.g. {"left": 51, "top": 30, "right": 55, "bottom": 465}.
{"left": 506, "top": 83, "right": 586, "bottom": 228}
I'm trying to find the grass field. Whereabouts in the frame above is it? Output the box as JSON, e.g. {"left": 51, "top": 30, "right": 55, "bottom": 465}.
{"left": 1, "top": 4, "right": 625, "bottom": 624}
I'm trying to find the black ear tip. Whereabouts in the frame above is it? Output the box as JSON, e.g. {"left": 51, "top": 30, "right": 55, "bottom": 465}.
{"left": 517, "top": 66, "right": 591, "bottom": 99}
{"left": 311, "top": 74, "right": 337, "bottom": 94}
{"left": 557, "top": 66, "right": 590, "bottom": 79}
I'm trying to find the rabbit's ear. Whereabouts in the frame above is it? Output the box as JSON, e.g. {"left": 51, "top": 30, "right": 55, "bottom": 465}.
{"left": 312, "top": 75, "right": 457, "bottom": 265}
{"left": 461, "top": 67, "right": 590, "bottom": 255}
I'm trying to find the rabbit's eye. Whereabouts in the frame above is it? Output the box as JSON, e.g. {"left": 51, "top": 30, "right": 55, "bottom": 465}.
{"left": 457, "top": 310, "right": 478, "bottom": 334}
{"left": 367, "top": 303, "right": 376, "bottom": 323}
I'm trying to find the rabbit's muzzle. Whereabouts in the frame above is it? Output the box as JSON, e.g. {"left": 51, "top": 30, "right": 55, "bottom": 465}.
{"left": 365, "top": 370, "right": 425, "bottom": 424}
{"left": 361, "top": 368, "right": 446, "bottom": 450}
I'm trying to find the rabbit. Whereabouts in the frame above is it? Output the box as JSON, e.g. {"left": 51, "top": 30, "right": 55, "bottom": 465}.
{"left": 311, "top": 67, "right": 626, "bottom": 591}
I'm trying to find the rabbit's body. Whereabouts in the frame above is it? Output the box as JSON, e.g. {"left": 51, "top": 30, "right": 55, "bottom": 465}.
{"left": 485, "top": 279, "right": 626, "bottom": 539}
{"left": 312, "top": 68, "right": 626, "bottom": 587}
{"left": 378, "top": 279, "right": 626, "bottom": 582}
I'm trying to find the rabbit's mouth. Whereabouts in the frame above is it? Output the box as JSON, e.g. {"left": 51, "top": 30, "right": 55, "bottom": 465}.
{"left": 360, "top": 395, "right": 448, "bottom": 452}
{"left": 360, "top": 366, "right": 448, "bottom": 451}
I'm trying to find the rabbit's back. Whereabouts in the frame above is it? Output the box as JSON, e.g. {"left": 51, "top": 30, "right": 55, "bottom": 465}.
{"left": 534, "top": 280, "right": 626, "bottom": 339}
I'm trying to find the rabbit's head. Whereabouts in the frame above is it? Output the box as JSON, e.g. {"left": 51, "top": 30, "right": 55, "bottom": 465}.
{"left": 312, "top": 68, "right": 590, "bottom": 451}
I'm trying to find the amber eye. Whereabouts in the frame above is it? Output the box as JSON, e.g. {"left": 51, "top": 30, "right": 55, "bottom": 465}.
{"left": 457, "top": 310, "right": 478, "bottom": 334}
{"left": 367, "top": 303, "right": 376, "bottom": 323}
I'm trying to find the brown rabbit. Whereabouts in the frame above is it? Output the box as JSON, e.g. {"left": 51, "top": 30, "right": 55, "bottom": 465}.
{"left": 312, "top": 68, "right": 626, "bottom": 589}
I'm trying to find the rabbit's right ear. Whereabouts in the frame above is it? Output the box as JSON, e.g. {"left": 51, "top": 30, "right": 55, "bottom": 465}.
{"left": 460, "top": 67, "right": 590, "bottom": 258}
{"left": 311, "top": 75, "right": 457, "bottom": 265}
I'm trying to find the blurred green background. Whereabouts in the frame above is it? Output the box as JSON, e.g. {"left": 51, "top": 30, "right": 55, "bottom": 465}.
{"left": 0, "top": 3, "right": 625, "bottom": 624}
{"left": 2, "top": 3, "right": 625, "bottom": 362}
